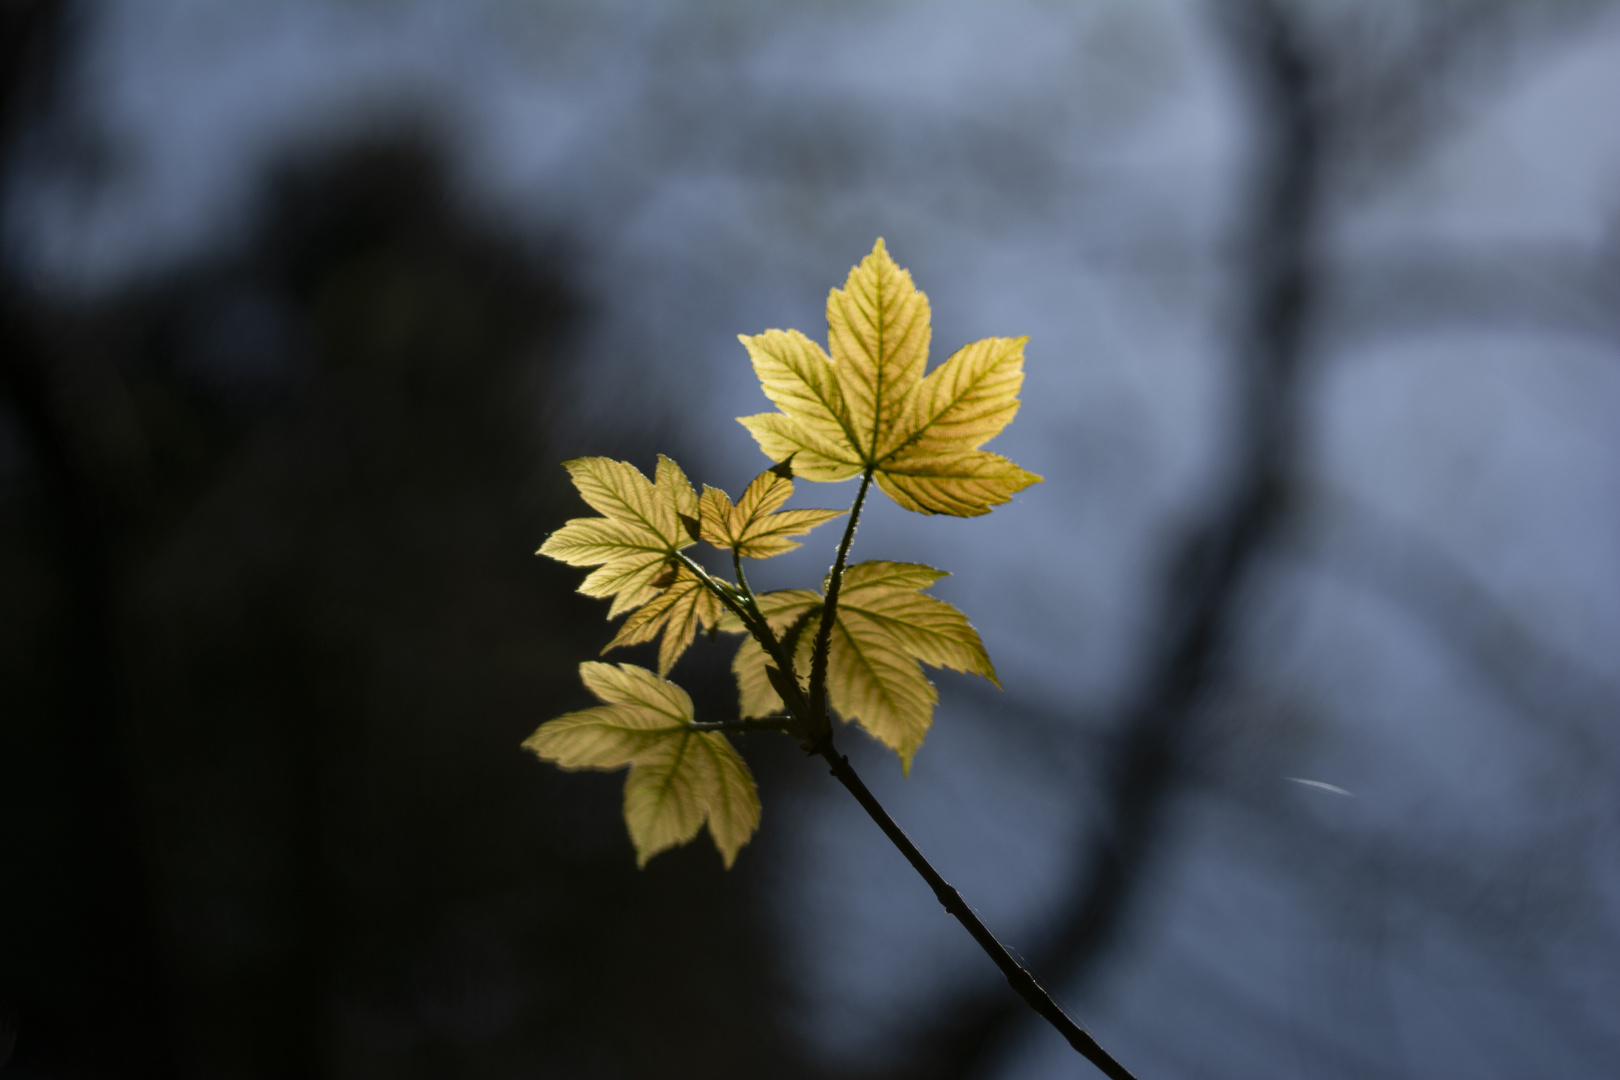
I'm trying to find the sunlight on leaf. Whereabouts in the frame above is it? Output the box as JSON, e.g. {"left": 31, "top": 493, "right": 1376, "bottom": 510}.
{"left": 539, "top": 454, "right": 701, "bottom": 617}
{"left": 729, "top": 598, "right": 819, "bottom": 718}
{"left": 525, "top": 662, "right": 760, "bottom": 867}
{"left": 728, "top": 561, "right": 996, "bottom": 771}
{"left": 601, "top": 563, "right": 723, "bottom": 675}
{"left": 699, "top": 463, "right": 845, "bottom": 560}
{"left": 828, "top": 236, "right": 932, "bottom": 462}
{"left": 737, "top": 239, "right": 1042, "bottom": 516}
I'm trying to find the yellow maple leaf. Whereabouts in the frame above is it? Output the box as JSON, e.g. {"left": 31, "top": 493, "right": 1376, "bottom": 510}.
{"left": 727, "top": 561, "right": 998, "bottom": 771}
{"left": 722, "top": 590, "right": 821, "bottom": 718}
{"left": 600, "top": 563, "right": 723, "bottom": 676}
{"left": 538, "top": 455, "right": 700, "bottom": 618}
{"left": 737, "top": 239, "right": 1042, "bottom": 516}
{"left": 524, "top": 662, "right": 760, "bottom": 867}
{"left": 698, "top": 462, "right": 845, "bottom": 560}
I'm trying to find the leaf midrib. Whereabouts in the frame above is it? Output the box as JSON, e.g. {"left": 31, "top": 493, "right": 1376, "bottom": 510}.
{"left": 832, "top": 617, "right": 912, "bottom": 721}
{"left": 872, "top": 344, "right": 1010, "bottom": 468}
{"left": 649, "top": 730, "right": 694, "bottom": 821}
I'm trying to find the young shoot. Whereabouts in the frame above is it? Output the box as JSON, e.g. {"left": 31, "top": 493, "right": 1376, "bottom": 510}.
{"left": 526, "top": 240, "right": 1135, "bottom": 1079}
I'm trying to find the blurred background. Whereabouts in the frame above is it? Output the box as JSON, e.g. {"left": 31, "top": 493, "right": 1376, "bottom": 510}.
{"left": 2, "top": 1, "right": 1618, "bottom": 1077}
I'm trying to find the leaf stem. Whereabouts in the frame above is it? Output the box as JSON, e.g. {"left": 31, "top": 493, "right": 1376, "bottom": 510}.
{"left": 674, "top": 550, "right": 810, "bottom": 716}
{"left": 680, "top": 481, "right": 1134, "bottom": 1076}
{"left": 815, "top": 743, "right": 1138, "bottom": 1080}
{"left": 731, "top": 548, "right": 777, "bottom": 654}
{"left": 674, "top": 550, "right": 753, "bottom": 630}
{"left": 808, "top": 468, "right": 874, "bottom": 732}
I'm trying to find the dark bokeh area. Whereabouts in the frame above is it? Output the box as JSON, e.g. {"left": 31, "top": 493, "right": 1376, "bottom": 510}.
{"left": 0, "top": 27, "right": 806, "bottom": 1074}
{"left": 3, "top": 2, "right": 1619, "bottom": 1078}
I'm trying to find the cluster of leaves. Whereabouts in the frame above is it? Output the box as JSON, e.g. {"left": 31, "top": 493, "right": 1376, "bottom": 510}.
{"left": 526, "top": 239, "right": 1039, "bottom": 867}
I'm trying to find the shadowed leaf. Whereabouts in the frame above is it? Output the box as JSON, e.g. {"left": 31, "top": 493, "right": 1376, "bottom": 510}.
{"left": 524, "top": 662, "right": 760, "bottom": 867}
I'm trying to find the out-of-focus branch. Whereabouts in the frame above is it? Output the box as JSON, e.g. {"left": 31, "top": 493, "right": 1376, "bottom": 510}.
{"left": 876, "top": 3, "right": 1323, "bottom": 1075}
{"left": 1321, "top": 245, "right": 1620, "bottom": 349}
{"left": 1198, "top": 768, "right": 1620, "bottom": 1071}
{"left": 817, "top": 744, "right": 1140, "bottom": 1080}
{"left": 1289, "top": 491, "right": 1620, "bottom": 766}
{"left": 1320, "top": 0, "right": 1607, "bottom": 194}
{"left": 876, "top": 0, "right": 1619, "bottom": 1069}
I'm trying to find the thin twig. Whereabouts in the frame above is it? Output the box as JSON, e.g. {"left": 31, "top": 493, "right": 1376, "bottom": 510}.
{"left": 816, "top": 743, "right": 1139, "bottom": 1080}
{"left": 681, "top": 474, "right": 1135, "bottom": 1074}
{"left": 788, "top": 470, "right": 1135, "bottom": 1076}
{"left": 676, "top": 550, "right": 782, "bottom": 660}
{"left": 807, "top": 468, "right": 874, "bottom": 731}
{"left": 732, "top": 547, "right": 779, "bottom": 652}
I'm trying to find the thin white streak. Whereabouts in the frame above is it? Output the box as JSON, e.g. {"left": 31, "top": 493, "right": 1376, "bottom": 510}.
{"left": 1287, "top": 777, "right": 1355, "bottom": 797}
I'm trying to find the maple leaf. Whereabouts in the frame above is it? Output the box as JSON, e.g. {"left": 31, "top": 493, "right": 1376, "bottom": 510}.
{"left": 721, "top": 590, "right": 821, "bottom": 718}
{"left": 601, "top": 563, "right": 723, "bottom": 676}
{"left": 727, "top": 561, "right": 998, "bottom": 771}
{"left": 525, "top": 662, "right": 760, "bottom": 867}
{"left": 737, "top": 239, "right": 1042, "bottom": 516}
{"left": 538, "top": 455, "right": 700, "bottom": 618}
{"left": 698, "top": 461, "right": 845, "bottom": 560}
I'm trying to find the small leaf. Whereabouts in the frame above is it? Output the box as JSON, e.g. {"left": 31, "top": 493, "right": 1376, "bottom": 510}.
{"left": 732, "top": 639, "right": 781, "bottom": 720}
{"left": 737, "top": 239, "right": 1042, "bottom": 517}
{"left": 729, "top": 597, "right": 819, "bottom": 718}
{"left": 698, "top": 466, "right": 844, "bottom": 560}
{"left": 602, "top": 564, "right": 723, "bottom": 675}
{"left": 724, "top": 562, "right": 997, "bottom": 771}
{"left": 817, "top": 604, "right": 937, "bottom": 773}
{"left": 525, "top": 662, "right": 760, "bottom": 867}
{"left": 539, "top": 455, "right": 700, "bottom": 616}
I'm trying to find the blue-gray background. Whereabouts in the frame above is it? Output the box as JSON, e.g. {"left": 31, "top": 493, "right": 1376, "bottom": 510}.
{"left": 2, "top": 3, "right": 1617, "bottom": 1078}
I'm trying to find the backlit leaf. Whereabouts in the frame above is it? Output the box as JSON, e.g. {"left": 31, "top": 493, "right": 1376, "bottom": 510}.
{"left": 730, "top": 599, "right": 819, "bottom": 717}
{"left": 727, "top": 561, "right": 996, "bottom": 771}
{"left": 524, "top": 662, "right": 760, "bottom": 867}
{"left": 539, "top": 455, "right": 701, "bottom": 617}
{"left": 601, "top": 563, "right": 723, "bottom": 675}
{"left": 737, "top": 239, "right": 1042, "bottom": 516}
{"left": 827, "top": 237, "right": 932, "bottom": 462}
{"left": 699, "top": 465, "right": 845, "bottom": 560}
{"left": 736, "top": 331, "right": 863, "bottom": 481}
{"left": 874, "top": 448, "right": 1039, "bottom": 518}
